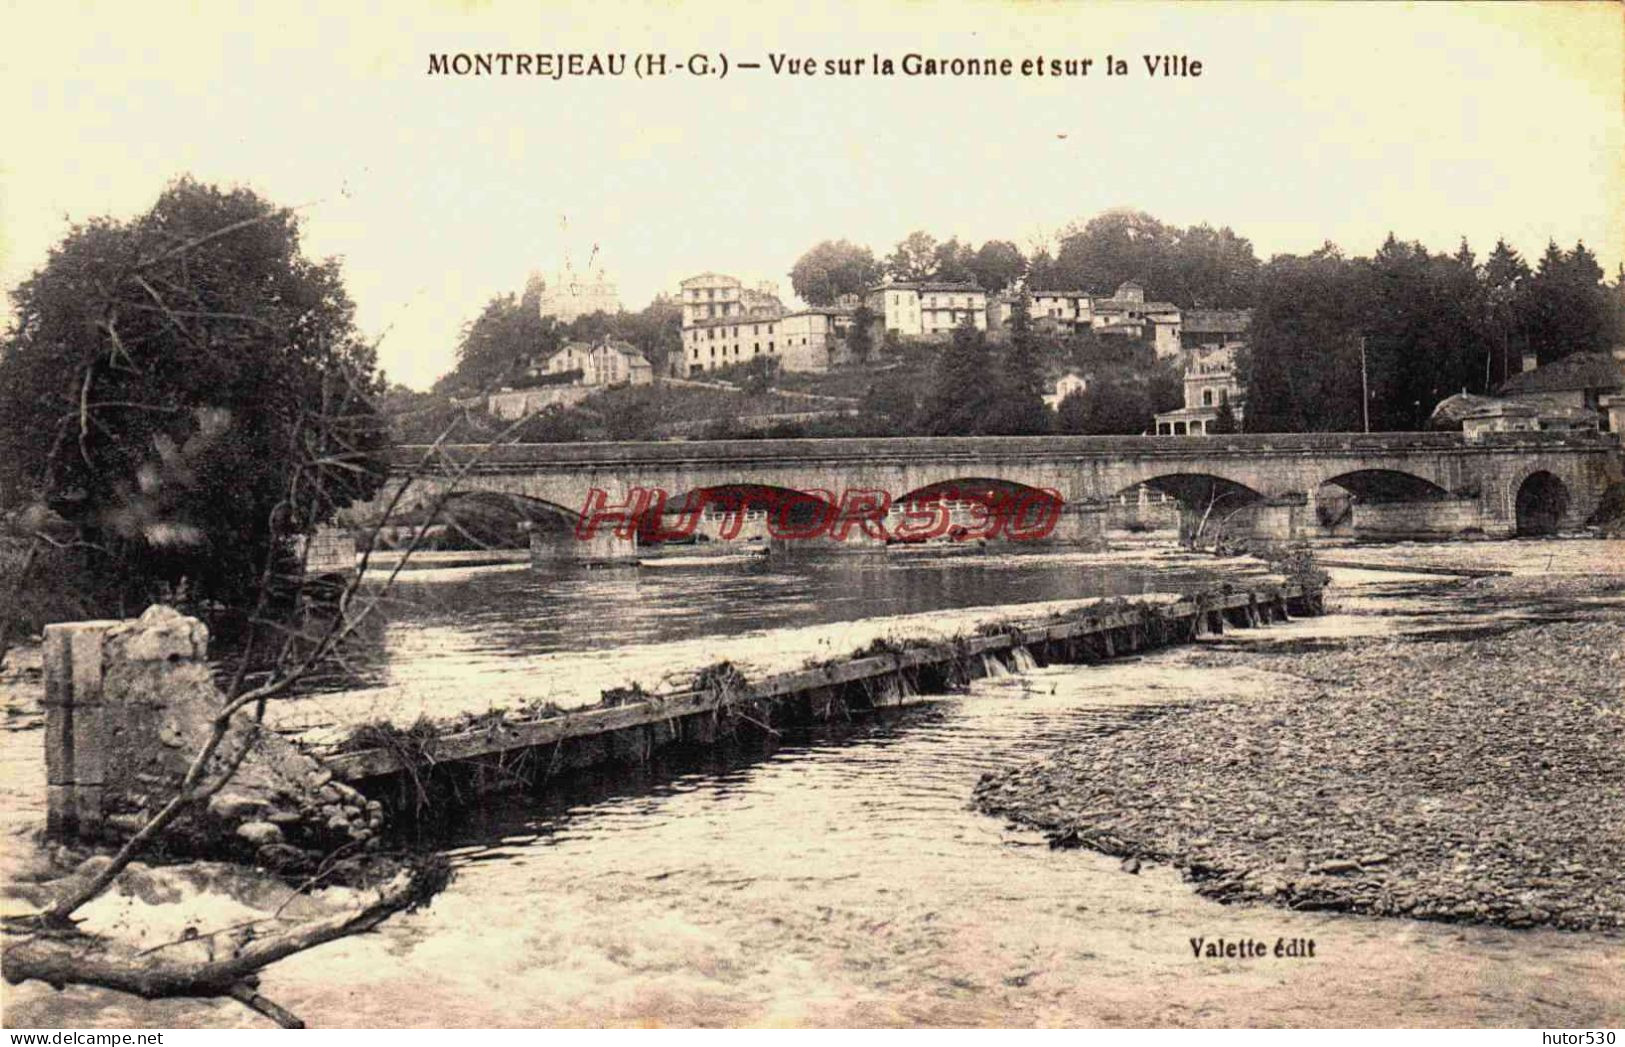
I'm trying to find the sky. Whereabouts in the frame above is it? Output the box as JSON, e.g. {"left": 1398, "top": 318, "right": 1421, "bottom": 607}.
{"left": 4, "top": 0, "right": 1622, "bottom": 389}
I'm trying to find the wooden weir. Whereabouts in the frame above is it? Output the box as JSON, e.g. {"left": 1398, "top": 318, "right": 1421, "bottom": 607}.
{"left": 320, "top": 583, "right": 1319, "bottom": 785}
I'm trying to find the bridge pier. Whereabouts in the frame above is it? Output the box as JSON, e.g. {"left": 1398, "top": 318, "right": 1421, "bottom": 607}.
{"left": 1206, "top": 494, "right": 1306, "bottom": 550}
{"left": 529, "top": 529, "right": 640, "bottom": 566}
{"left": 1049, "top": 501, "right": 1108, "bottom": 546}
{"left": 1351, "top": 497, "right": 1484, "bottom": 541}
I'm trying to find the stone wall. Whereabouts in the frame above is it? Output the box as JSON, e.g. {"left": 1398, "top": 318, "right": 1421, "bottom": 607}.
{"left": 1352, "top": 499, "right": 1483, "bottom": 541}
{"left": 44, "top": 606, "right": 381, "bottom": 870}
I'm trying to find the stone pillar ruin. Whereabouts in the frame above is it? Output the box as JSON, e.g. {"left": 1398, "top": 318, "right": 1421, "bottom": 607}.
{"left": 42, "top": 605, "right": 382, "bottom": 869}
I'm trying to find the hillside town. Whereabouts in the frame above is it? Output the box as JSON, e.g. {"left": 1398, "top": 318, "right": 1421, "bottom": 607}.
{"left": 464, "top": 224, "right": 1624, "bottom": 447}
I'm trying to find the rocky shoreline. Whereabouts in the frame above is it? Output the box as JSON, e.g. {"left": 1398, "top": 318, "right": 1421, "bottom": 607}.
{"left": 974, "top": 572, "right": 1625, "bottom": 933}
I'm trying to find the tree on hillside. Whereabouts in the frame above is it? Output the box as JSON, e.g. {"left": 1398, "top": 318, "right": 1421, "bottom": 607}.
{"left": 970, "top": 240, "right": 1027, "bottom": 293}
{"left": 1053, "top": 377, "right": 1155, "bottom": 435}
{"left": 861, "top": 371, "right": 919, "bottom": 434}
{"left": 614, "top": 296, "right": 682, "bottom": 376}
{"left": 930, "top": 237, "right": 977, "bottom": 284}
{"left": 1522, "top": 240, "right": 1613, "bottom": 365}
{"left": 1025, "top": 246, "right": 1059, "bottom": 291}
{"left": 440, "top": 293, "right": 560, "bottom": 394}
{"left": 1209, "top": 394, "right": 1238, "bottom": 434}
{"left": 1239, "top": 244, "right": 1367, "bottom": 433}
{"left": 884, "top": 231, "right": 941, "bottom": 282}
{"left": 847, "top": 305, "right": 877, "bottom": 362}
{"left": 789, "top": 240, "right": 879, "bottom": 305}
{"left": 1051, "top": 210, "right": 1177, "bottom": 295}
{"left": 0, "top": 178, "right": 389, "bottom": 619}
{"left": 520, "top": 272, "right": 547, "bottom": 314}
{"left": 983, "top": 294, "right": 1050, "bottom": 435}
{"left": 917, "top": 320, "right": 999, "bottom": 435}
{"left": 1167, "top": 224, "right": 1260, "bottom": 307}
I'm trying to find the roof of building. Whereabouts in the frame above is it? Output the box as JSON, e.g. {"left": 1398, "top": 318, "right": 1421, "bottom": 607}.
{"left": 1097, "top": 321, "right": 1145, "bottom": 334}
{"left": 868, "top": 281, "right": 985, "bottom": 294}
{"left": 1094, "top": 299, "right": 1179, "bottom": 315}
{"left": 1495, "top": 351, "right": 1625, "bottom": 396}
{"left": 1429, "top": 391, "right": 1503, "bottom": 426}
{"left": 597, "top": 339, "right": 649, "bottom": 363}
{"left": 1029, "top": 289, "right": 1093, "bottom": 299}
{"left": 1183, "top": 309, "right": 1253, "bottom": 334}
{"left": 679, "top": 272, "right": 743, "bottom": 287}
{"left": 782, "top": 306, "right": 854, "bottom": 318}
{"left": 544, "top": 339, "right": 648, "bottom": 364}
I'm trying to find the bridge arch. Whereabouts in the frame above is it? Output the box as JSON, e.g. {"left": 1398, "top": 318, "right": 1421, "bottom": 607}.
{"left": 1117, "top": 473, "right": 1266, "bottom": 512}
{"left": 654, "top": 482, "right": 834, "bottom": 543}
{"left": 364, "top": 486, "right": 584, "bottom": 551}
{"left": 1513, "top": 470, "right": 1570, "bottom": 536}
{"left": 1317, "top": 469, "right": 1451, "bottom": 502}
{"left": 893, "top": 477, "right": 1066, "bottom": 543}
{"left": 1114, "top": 473, "right": 1268, "bottom": 547}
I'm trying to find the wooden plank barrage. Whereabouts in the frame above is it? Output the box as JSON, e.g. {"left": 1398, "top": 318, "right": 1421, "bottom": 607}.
{"left": 321, "top": 584, "right": 1310, "bottom": 781}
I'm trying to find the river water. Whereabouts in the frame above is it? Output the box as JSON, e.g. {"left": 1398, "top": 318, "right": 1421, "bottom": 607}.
{"left": 269, "top": 545, "right": 1256, "bottom": 738}
{"left": 7, "top": 547, "right": 1623, "bottom": 1027}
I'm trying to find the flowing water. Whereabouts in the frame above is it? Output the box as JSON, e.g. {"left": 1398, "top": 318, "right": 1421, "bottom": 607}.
{"left": 268, "top": 545, "right": 1255, "bottom": 737}
{"left": 6, "top": 549, "right": 1623, "bottom": 1027}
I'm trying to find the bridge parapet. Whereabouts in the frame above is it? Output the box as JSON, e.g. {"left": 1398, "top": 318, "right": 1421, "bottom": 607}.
{"left": 361, "top": 431, "right": 1618, "bottom": 544}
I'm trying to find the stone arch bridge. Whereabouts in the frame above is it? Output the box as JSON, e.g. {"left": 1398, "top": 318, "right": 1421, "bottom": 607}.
{"left": 363, "top": 431, "right": 1618, "bottom": 555}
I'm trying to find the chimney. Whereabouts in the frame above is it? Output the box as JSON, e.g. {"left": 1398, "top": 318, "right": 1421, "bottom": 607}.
{"left": 1521, "top": 351, "right": 1539, "bottom": 374}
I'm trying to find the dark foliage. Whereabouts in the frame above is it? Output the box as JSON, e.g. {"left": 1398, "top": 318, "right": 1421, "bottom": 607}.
{"left": 0, "top": 178, "right": 388, "bottom": 617}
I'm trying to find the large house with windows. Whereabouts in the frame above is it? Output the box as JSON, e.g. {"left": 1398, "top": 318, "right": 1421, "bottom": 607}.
{"left": 988, "top": 280, "right": 1184, "bottom": 357}
{"left": 866, "top": 282, "right": 988, "bottom": 337}
{"left": 677, "top": 272, "right": 791, "bottom": 375}
{"left": 1153, "top": 345, "right": 1245, "bottom": 435}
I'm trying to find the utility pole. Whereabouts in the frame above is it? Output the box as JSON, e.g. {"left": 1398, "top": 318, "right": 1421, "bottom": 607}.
{"left": 1359, "top": 335, "right": 1370, "bottom": 433}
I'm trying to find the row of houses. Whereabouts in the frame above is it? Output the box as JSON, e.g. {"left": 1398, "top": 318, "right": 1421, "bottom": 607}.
{"left": 505, "top": 260, "right": 1259, "bottom": 436}
{"left": 678, "top": 272, "right": 856, "bottom": 375}
{"left": 1431, "top": 348, "right": 1625, "bottom": 437}
{"left": 679, "top": 269, "right": 1254, "bottom": 378}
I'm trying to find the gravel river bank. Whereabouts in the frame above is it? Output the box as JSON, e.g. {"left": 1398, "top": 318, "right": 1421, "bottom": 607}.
{"left": 977, "top": 547, "right": 1625, "bottom": 935}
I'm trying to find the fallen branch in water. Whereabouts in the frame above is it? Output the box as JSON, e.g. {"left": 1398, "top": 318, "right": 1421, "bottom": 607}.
{"left": 2, "top": 858, "right": 450, "bottom": 1028}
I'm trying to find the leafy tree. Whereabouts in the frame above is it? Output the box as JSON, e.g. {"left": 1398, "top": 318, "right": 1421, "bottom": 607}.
{"left": 520, "top": 272, "right": 547, "bottom": 314}
{"left": 930, "top": 237, "right": 977, "bottom": 284}
{"left": 0, "top": 178, "right": 388, "bottom": 617}
{"left": 1240, "top": 244, "right": 1366, "bottom": 432}
{"left": 440, "top": 293, "right": 560, "bottom": 393}
{"left": 969, "top": 240, "right": 1027, "bottom": 293}
{"left": 917, "top": 320, "right": 999, "bottom": 435}
{"left": 884, "top": 231, "right": 940, "bottom": 282}
{"left": 740, "top": 355, "right": 779, "bottom": 395}
{"left": 1025, "top": 246, "right": 1059, "bottom": 291}
{"left": 1209, "top": 394, "right": 1238, "bottom": 434}
{"left": 847, "top": 305, "right": 877, "bottom": 361}
{"left": 612, "top": 297, "right": 682, "bottom": 376}
{"left": 983, "top": 294, "right": 1050, "bottom": 435}
{"left": 861, "top": 371, "right": 919, "bottom": 433}
{"left": 1051, "top": 210, "right": 1177, "bottom": 295}
{"left": 1043, "top": 211, "right": 1260, "bottom": 306}
{"left": 1167, "top": 224, "right": 1260, "bottom": 307}
{"left": 1522, "top": 240, "right": 1613, "bottom": 365}
{"left": 1053, "top": 376, "right": 1155, "bottom": 435}
{"left": 789, "top": 240, "right": 879, "bottom": 305}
